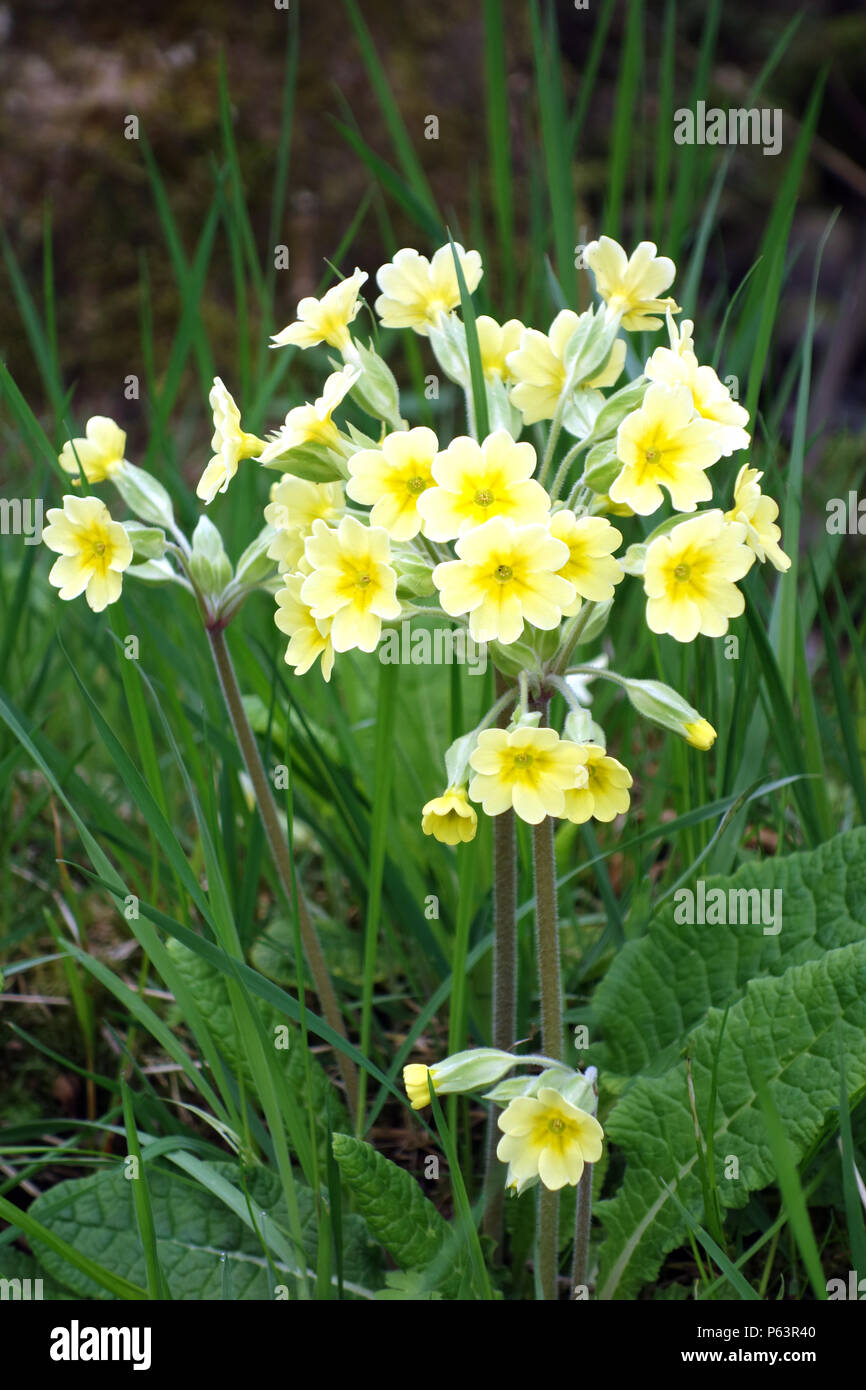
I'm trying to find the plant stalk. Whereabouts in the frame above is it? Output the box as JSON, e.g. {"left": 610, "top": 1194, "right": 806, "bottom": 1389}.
{"left": 532, "top": 740, "right": 563, "bottom": 1300}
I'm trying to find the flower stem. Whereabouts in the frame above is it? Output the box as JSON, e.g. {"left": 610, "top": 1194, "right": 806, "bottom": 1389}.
{"left": 207, "top": 623, "right": 359, "bottom": 1120}
{"left": 571, "top": 1067, "right": 599, "bottom": 1295}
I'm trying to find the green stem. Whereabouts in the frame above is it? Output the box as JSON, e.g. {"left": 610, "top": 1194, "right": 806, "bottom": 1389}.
{"left": 571, "top": 1067, "right": 598, "bottom": 1295}
{"left": 207, "top": 623, "right": 359, "bottom": 1121}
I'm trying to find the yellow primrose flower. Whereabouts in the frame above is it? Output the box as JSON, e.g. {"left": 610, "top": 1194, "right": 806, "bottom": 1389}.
{"left": 300, "top": 514, "right": 401, "bottom": 653}
{"left": 506, "top": 309, "right": 626, "bottom": 424}
{"left": 563, "top": 744, "right": 633, "bottom": 823}
{"left": 645, "top": 312, "right": 750, "bottom": 456}
{"left": 346, "top": 426, "right": 439, "bottom": 541}
{"left": 468, "top": 726, "right": 587, "bottom": 824}
{"left": 549, "top": 511, "right": 623, "bottom": 617}
{"left": 41, "top": 494, "right": 133, "bottom": 612}
{"left": 644, "top": 510, "right": 754, "bottom": 642}
{"left": 417, "top": 430, "right": 550, "bottom": 542}
{"left": 684, "top": 719, "right": 717, "bottom": 750}
{"left": 611, "top": 382, "right": 725, "bottom": 515}
{"left": 433, "top": 516, "right": 574, "bottom": 645}
{"left": 421, "top": 786, "right": 478, "bottom": 845}
{"left": 270, "top": 267, "right": 368, "bottom": 354}
{"left": 274, "top": 571, "right": 336, "bottom": 681}
{"left": 475, "top": 315, "right": 525, "bottom": 383}
{"left": 257, "top": 365, "right": 360, "bottom": 465}
{"left": 264, "top": 475, "right": 344, "bottom": 572}
{"left": 403, "top": 1064, "right": 437, "bottom": 1110}
{"left": 725, "top": 465, "right": 791, "bottom": 572}
{"left": 584, "top": 236, "right": 679, "bottom": 331}
{"left": 374, "top": 243, "right": 483, "bottom": 335}
{"left": 496, "top": 1086, "right": 604, "bottom": 1193}
{"left": 59, "top": 416, "right": 127, "bottom": 484}
{"left": 196, "top": 378, "right": 267, "bottom": 504}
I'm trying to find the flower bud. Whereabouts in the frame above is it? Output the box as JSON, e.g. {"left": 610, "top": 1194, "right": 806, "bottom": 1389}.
{"left": 620, "top": 676, "right": 716, "bottom": 749}
{"left": 346, "top": 340, "right": 404, "bottom": 430}
{"left": 189, "top": 514, "right": 233, "bottom": 597}
{"left": 403, "top": 1048, "right": 555, "bottom": 1111}
{"left": 112, "top": 461, "right": 176, "bottom": 529}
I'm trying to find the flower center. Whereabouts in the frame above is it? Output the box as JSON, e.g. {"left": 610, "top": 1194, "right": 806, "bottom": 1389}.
{"left": 673, "top": 562, "right": 691, "bottom": 581}
{"left": 644, "top": 447, "right": 660, "bottom": 465}
{"left": 407, "top": 475, "right": 426, "bottom": 494}
{"left": 94, "top": 541, "right": 106, "bottom": 555}
{"left": 548, "top": 1117, "right": 566, "bottom": 1134}
{"left": 356, "top": 572, "right": 372, "bottom": 587}
{"left": 474, "top": 488, "right": 494, "bottom": 508}
{"left": 513, "top": 752, "right": 532, "bottom": 767}
{"left": 495, "top": 564, "right": 513, "bottom": 583}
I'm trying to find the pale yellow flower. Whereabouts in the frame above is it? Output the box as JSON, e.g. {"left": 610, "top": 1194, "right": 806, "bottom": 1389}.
{"left": 645, "top": 313, "right": 750, "bottom": 455}
{"left": 270, "top": 267, "right": 368, "bottom": 354}
{"left": 300, "top": 515, "right": 401, "bottom": 653}
{"left": 475, "top": 315, "right": 525, "bottom": 382}
{"left": 346, "top": 426, "right": 438, "bottom": 541}
{"left": 684, "top": 719, "right": 717, "bottom": 750}
{"left": 417, "top": 430, "right": 550, "bottom": 542}
{"left": 724, "top": 465, "right": 791, "bottom": 572}
{"left": 611, "top": 383, "right": 725, "bottom": 515}
{"left": 563, "top": 744, "right": 633, "bottom": 823}
{"left": 374, "top": 243, "right": 483, "bottom": 335}
{"left": 59, "top": 417, "right": 127, "bottom": 484}
{"left": 421, "top": 786, "right": 478, "bottom": 845}
{"left": 197, "top": 378, "right": 267, "bottom": 504}
{"left": 403, "top": 1064, "right": 437, "bottom": 1111}
{"left": 549, "top": 511, "right": 623, "bottom": 617}
{"left": 496, "top": 1086, "right": 604, "bottom": 1193}
{"left": 644, "top": 510, "right": 754, "bottom": 642}
{"left": 257, "top": 366, "right": 359, "bottom": 465}
{"left": 264, "top": 476, "right": 344, "bottom": 572}
{"left": 274, "top": 571, "right": 336, "bottom": 680}
{"left": 41, "top": 494, "right": 133, "bottom": 612}
{"left": 468, "top": 726, "right": 587, "bottom": 824}
{"left": 507, "top": 309, "right": 626, "bottom": 424}
{"left": 433, "top": 516, "right": 573, "bottom": 645}
{"left": 585, "top": 236, "right": 679, "bottom": 331}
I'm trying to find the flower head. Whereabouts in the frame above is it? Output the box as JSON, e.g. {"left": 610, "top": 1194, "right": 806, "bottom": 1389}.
{"left": 612, "top": 382, "right": 725, "bottom": 515}
{"left": 507, "top": 309, "right": 626, "bottom": 425}
{"left": 403, "top": 1064, "right": 436, "bottom": 1110}
{"left": 496, "top": 1086, "right": 604, "bottom": 1193}
{"left": 197, "top": 378, "right": 267, "bottom": 504}
{"left": 433, "top": 516, "right": 573, "bottom": 645}
{"left": 403, "top": 1048, "right": 530, "bottom": 1110}
{"left": 584, "top": 236, "right": 679, "bottom": 331}
{"left": 421, "top": 785, "right": 478, "bottom": 845}
{"left": 725, "top": 465, "right": 791, "bottom": 572}
{"left": 684, "top": 718, "right": 717, "bottom": 750}
{"left": 549, "top": 511, "right": 623, "bottom": 616}
{"left": 42, "top": 495, "right": 133, "bottom": 612}
{"left": 347, "top": 426, "right": 438, "bottom": 541}
{"left": 270, "top": 267, "right": 368, "bottom": 354}
{"left": 300, "top": 514, "right": 400, "bottom": 653}
{"left": 644, "top": 510, "right": 754, "bottom": 642}
{"left": 475, "top": 315, "right": 525, "bottom": 383}
{"left": 264, "top": 476, "right": 344, "bottom": 572}
{"left": 257, "top": 366, "right": 359, "bottom": 465}
{"left": 59, "top": 416, "right": 127, "bottom": 484}
{"left": 645, "top": 312, "right": 750, "bottom": 456}
{"left": 417, "top": 430, "right": 550, "bottom": 542}
{"left": 374, "top": 243, "right": 483, "bottom": 335}
{"left": 468, "top": 726, "right": 587, "bottom": 824}
{"left": 563, "top": 744, "right": 632, "bottom": 823}
{"left": 274, "top": 570, "right": 335, "bottom": 681}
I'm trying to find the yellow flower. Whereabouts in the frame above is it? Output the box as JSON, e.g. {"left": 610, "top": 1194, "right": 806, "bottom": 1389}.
{"left": 417, "top": 430, "right": 550, "bottom": 542}
{"left": 612, "top": 382, "right": 725, "bottom": 515}
{"left": 549, "top": 511, "right": 623, "bottom": 617}
{"left": 274, "top": 571, "right": 335, "bottom": 680}
{"left": 684, "top": 719, "right": 717, "bottom": 750}
{"left": 645, "top": 313, "right": 750, "bottom": 455}
{"left": 59, "top": 416, "right": 127, "bottom": 484}
{"left": 300, "top": 515, "right": 401, "bottom": 653}
{"left": 563, "top": 744, "right": 633, "bottom": 823}
{"left": 403, "top": 1064, "right": 437, "bottom": 1111}
{"left": 374, "top": 243, "right": 483, "bottom": 335}
{"left": 496, "top": 1086, "right": 604, "bottom": 1193}
{"left": 270, "top": 267, "right": 368, "bottom": 354}
{"left": 475, "top": 315, "right": 525, "bottom": 382}
{"left": 264, "top": 476, "right": 344, "bottom": 572}
{"left": 41, "top": 495, "right": 133, "bottom": 612}
{"left": 196, "top": 378, "right": 267, "bottom": 504}
{"left": 506, "top": 309, "right": 626, "bottom": 424}
{"left": 584, "top": 236, "right": 679, "bottom": 331}
{"left": 433, "top": 516, "right": 573, "bottom": 645}
{"left": 257, "top": 366, "right": 359, "bottom": 465}
{"left": 421, "top": 786, "right": 478, "bottom": 845}
{"left": 468, "top": 726, "right": 587, "bottom": 824}
{"left": 724, "top": 465, "right": 791, "bottom": 572}
{"left": 346, "top": 426, "right": 439, "bottom": 541}
{"left": 644, "top": 510, "right": 754, "bottom": 642}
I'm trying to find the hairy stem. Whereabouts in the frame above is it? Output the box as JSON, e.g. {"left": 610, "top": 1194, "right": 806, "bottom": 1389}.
{"left": 207, "top": 623, "right": 359, "bottom": 1120}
